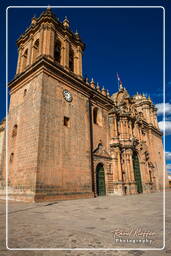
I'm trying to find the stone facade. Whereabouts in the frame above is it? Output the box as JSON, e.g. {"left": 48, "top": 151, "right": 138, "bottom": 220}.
{"left": 0, "top": 8, "right": 168, "bottom": 202}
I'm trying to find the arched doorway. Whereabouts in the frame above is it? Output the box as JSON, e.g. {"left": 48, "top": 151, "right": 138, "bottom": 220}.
{"left": 132, "top": 152, "right": 143, "bottom": 193}
{"left": 96, "top": 163, "right": 106, "bottom": 196}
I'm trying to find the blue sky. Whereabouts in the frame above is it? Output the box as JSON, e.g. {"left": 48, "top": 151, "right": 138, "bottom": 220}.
{"left": 0, "top": 0, "right": 171, "bottom": 175}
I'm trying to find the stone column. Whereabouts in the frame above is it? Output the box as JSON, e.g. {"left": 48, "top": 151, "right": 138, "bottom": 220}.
{"left": 42, "top": 24, "right": 47, "bottom": 55}
{"left": 110, "top": 150, "right": 117, "bottom": 182}
{"left": 109, "top": 114, "right": 119, "bottom": 144}
{"left": 125, "top": 150, "right": 131, "bottom": 182}
{"left": 139, "top": 159, "right": 146, "bottom": 191}
{"left": 20, "top": 46, "right": 26, "bottom": 72}
{"left": 49, "top": 25, "right": 55, "bottom": 60}
{"left": 144, "top": 105, "right": 150, "bottom": 123}
{"left": 63, "top": 35, "right": 69, "bottom": 70}
{"left": 124, "top": 119, "right": 127, "bottom": 139}
{"left": 45, "top": 25, "right": 53, "bottom": 60}
{"left": 39, "top": 24, "right": 44, "bottom": 56}
{"left": 16, "top": 46, "right": 22, "bottom": 74}
{"left": 74, "top": 50, "right": 78, "bottom": 75}
{"left": 76, "top": 45, "right": 82, "bottom": 77}
{"left": 41, "top": 23, "right": 52, "bottom": 59}
{"left": 153, "top": 109, "right": 158, "bottom": 128}
{"left": 139, "top": 126, "right": 142, "bottom": 140}
{"left": 26, "top": 48, "right": 30, "bottom": 68}
{"left": 60, "top": 42, "right": 64, "bottom": 66}
{"left": 113, "top": 114, "right": 118, "bottom": 138}
{"left": 116, "top": 148, "right": 122, "bottom": 182}
{"left": 109, "top": 116, "right": 115, "bottom": 140}
{"left": 129, "top": 151, "right": 134, "bottom": 182}
{"left": 119, "top": 119, "right": 123, "bottom": 139}
{"left": 29, "top": 34, "right": 34, "bottom": 65}
{"left": 129, "top": 120, "right": 133, "bottom": 138}
{"left": 122, "top": 151, "right": 130, "bottom": 182}
{"left": 150, "top": 108, "right": 154, "bottom": 125}
{"left": 136, "top": 124, "right": 140, "bottom": 140}
{"left": 129, "top": 151, "right": 137, "bottom": 194}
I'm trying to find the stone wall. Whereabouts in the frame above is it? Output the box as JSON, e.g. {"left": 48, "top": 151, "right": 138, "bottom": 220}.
{"left": 3, "top": 73, "right": 43, "bottom": 201}
{"left": 35, "top": 73, "right": 93, "bottom": 200}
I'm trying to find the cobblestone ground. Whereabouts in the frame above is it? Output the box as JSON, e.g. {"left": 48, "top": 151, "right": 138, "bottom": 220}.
{"left": 0, "top": 191, "right": 171, "bottom": 256}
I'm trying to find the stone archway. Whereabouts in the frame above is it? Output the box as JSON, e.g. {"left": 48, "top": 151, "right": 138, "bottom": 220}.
{"left": 96, "top": 163, "right": 106, "bottom": 196}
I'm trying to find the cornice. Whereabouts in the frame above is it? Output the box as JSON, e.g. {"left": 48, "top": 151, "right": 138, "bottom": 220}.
{"left": 8, "top": 56, "right": 114, "bottom": 110}
{"left": 93, "top": 154, "right": 112, "bottom": 160}
{"left": 148, "top": 124, "right": 163, "bottom": 137}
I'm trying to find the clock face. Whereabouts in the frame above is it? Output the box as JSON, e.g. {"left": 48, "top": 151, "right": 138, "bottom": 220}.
{"left": 63, "top": 89, "right": 73, "bottom": 102}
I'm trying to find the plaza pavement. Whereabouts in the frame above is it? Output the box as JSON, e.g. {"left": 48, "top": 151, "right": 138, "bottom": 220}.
{"left": 0, "top": 191, "right": 171, "bottom": 256}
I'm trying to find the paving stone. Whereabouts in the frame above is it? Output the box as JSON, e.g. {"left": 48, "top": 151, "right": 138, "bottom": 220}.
{"left": 0, "top": 191, "right": 170, "bottom": 256}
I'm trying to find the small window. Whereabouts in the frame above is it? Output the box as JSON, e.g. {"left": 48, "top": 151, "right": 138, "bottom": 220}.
{"left": 64, "top": 117, "right": 70, "bottom": 127}
{"left": 24, "top": 89, "right": 27, "bottom": 97}
{"left": 10, "top": 153, "right": 14, "bottom": 163}
{"left": 93, "top": 107, "right": 98, "bottom": 124}
{"left": 93, "top": 107, "right": 103, "bottom": 126}
{"left": 149, "top": 170, "right": 152, "bottom": 182}
{"left": 12, "top": 124, "right": 18, "bottom": 137}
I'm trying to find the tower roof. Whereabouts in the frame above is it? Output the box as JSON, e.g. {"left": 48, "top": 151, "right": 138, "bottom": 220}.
{"left": 16, "top": 8, "right": 85, "bottom": 50}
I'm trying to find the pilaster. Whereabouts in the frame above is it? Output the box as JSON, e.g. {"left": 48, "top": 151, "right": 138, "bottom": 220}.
{"left": 63, "top": 35, "right": 70, "bottom": 70}
{"left": 16, "top": 46, "right": 22, "bottom": 74}
{"left": 76, "top": 45, "right": 83, "bottom": 77}
{"left": 39, "top": 24, "right": 44, "bottom": 56}
{"left": 29, "top": 34, "right": 34, "bottom": 65}
{"left": 49, "top": 25, "right": 55, "bottom": 60}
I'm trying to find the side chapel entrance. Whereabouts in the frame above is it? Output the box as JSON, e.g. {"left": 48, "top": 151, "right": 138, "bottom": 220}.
{"left": 96, "top": 163, "right": 106, "bottom": 196}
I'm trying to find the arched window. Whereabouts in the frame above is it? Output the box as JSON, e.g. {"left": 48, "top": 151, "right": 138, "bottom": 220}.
{"left": 139, "top": 112, "right": 143, "bottom": 118}
{"left": 10, "top": 153, "right": 14, "bottom": 163}
{"left": 22, "top": 49, "right": 28, "bottom": 70}
{"left": 24, "top": 89, "right": 27, "bottom": 97}
{"left": 12, "top": 124, "right": 18, "bottom": 137}
{"left": 93, "top": 107, "right": 98, "bottom": 124}
{"left": 149, "top": 170, "right": 152, "bottom": 183}
{"left": 69, "top": 46, "right": 74, "bottom": 72}
{"left": 54, "top": 40, "right": 61, "bottom": 63}
{"left": 93, "top": 107, "right": 103, "bottom": 126}
{"left": 32, "top": 39, "right": 39, "bottom": 62}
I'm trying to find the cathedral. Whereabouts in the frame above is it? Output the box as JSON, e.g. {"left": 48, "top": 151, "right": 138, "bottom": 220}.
{"left": 0, "top": 8, "right": 166, "bottom": 202}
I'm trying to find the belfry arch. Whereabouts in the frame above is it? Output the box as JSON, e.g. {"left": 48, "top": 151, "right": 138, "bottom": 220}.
{"left": 32, "top": 39, "right": 39, "bottom": 62}
{"left": 54, "top": 40, "right": 61, "bottom": 63}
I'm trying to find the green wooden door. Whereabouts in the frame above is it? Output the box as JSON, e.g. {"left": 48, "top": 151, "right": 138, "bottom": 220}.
{"left": 96, "top": 164, "right": 106, "bottom": 196}
{"left": 132, "top": 153, "right": 143, "bottom": 193}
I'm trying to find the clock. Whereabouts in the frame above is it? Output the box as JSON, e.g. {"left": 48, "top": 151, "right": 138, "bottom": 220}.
{"left": 63, "top": 89, "right": 73, "bottom": 102}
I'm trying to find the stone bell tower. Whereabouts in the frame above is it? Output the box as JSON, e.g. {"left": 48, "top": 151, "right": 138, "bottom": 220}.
{"left": 16, "top": 7, "right": 84, "bottom": 78}
{"left": 2, "top": 8, "right": 95, "bottom": 202}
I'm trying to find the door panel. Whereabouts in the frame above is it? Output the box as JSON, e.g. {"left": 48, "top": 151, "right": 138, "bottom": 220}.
{"left": 133, "top": 153, "right": 143, "bottom": 193}
{"left": 96, "top": 165, "right": 106, "bottom": 196}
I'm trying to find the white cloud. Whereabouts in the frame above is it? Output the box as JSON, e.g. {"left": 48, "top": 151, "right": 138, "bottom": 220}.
{"left": 166, "top": 116, "right": 171, "bottom": 121}
{"left": 166, "top": 164, "right": 171, "bottom": 171}
{"left": 155, "top": 103, "right": 171, "bottom": 116}
{"left": 165, "top": 152, "right": 171, "bottom": 161}
{"left": 158, "top": 121, "right": 171, "bottom": 135}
